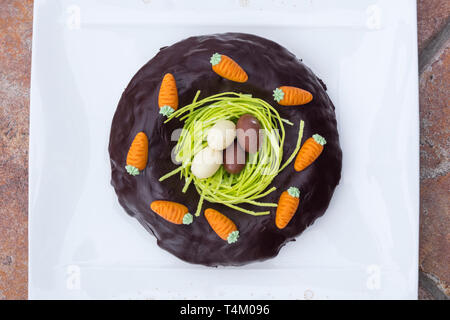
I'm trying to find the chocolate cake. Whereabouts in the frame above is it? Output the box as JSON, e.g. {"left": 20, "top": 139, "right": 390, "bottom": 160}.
{"left": 109, "top": 33, "right": 342, "bottom": 266}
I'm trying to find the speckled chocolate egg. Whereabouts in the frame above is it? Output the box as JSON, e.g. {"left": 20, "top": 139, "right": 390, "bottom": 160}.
{"left": 236, "top": 114, "right": 262, "bottom": 153}
{"left": 223, "top": 140, "right": 246, "bottom": 174}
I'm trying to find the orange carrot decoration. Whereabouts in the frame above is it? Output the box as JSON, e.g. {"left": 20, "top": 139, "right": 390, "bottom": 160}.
{"left": 273, "top": 86, "right": 313, "bottom": 106}
{"left": 204, "top": 208, "right": 239, "bottom": 243}
{"left": 275, "top": 187, "right": 300, "bottom": 229}
{"left": 150, "top": 200, "right": 193, "bottom": 225}
{"left": 125, "top": 132, "right": 148, "bottom": 176}
{"left": 158, "top": 73, "right": 179, "bottom": 117}
{"left": 294, "top": 134, "right": 326, "bottom": 172}
{"left": 210, "top": 53, "right": 248, "bottom": 83}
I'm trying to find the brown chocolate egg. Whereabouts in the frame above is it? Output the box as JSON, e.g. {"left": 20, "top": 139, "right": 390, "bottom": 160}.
{"left": 236, "top": 114, "right": 262, "bottom": 153}
{"left": 223, "top": 140, "right": 246, "bottom": 174}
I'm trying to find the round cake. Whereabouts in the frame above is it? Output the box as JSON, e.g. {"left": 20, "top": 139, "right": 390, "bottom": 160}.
{"left": 109, "top": 33, "right": 342, "bottom": 266}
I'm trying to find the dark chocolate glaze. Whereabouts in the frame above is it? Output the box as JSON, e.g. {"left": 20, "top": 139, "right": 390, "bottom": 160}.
{"left": 109, "top": 33, "right": 342, "bottom": 266}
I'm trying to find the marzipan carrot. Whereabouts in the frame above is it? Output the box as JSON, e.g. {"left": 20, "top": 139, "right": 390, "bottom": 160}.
{"left": 150, "top": 200, "right": 193, "bottom": 225}
{"left": 158, "top": 73, "right": 179, "bottom": 117}
{"left": 273, "top": 86, "right": 313, "bottom": 106}
{"left": 210, "top": 53, "right": 248, "bottom": 83}
{"left": 294, "top": 134, "right": 326, "bottom": 172}
{"left": 275, "top": 187, "right": 300, "bottom": 229}
{"left": 204, "top": 208, "right": 239, "bottom": 244}
{"left": 125, "top": 132, "right": 148, "bottom": 176}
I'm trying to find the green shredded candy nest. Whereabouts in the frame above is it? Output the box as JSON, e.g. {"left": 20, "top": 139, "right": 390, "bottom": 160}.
{"left": 125, "top": 165, "right": 139, "bottom": 176}
{"left": 227, "top": 230, "right": 239, "bottom": 244}
{"left": 160, "top": 91, "right": 305, "bottom": 216}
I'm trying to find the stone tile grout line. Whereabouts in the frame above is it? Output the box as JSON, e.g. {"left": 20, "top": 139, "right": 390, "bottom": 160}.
{"left": 419, "top": 270, "right": 449, "bottom": 300}
{"left": 419, "top": 19, "right": 450, "bottom": 74}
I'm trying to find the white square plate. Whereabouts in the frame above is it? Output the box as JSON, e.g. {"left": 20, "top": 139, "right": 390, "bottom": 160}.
{"left": 29, "top": 0, "right": 419, "bottom": 299}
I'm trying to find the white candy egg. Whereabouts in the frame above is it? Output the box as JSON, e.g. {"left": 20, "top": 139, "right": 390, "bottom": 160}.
{"left": 207, "top": 120, "right": 236, "bottom": 151}
{"left": 191, "top": 146, "right": 223, "bottom": 179}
